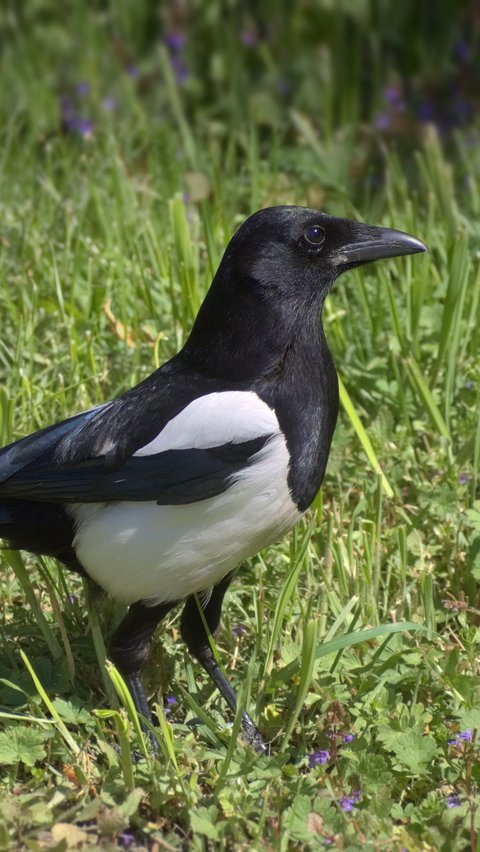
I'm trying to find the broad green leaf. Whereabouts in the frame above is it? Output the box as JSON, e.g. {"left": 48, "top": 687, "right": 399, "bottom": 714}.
{"left": 190, "top": 808, "right": 220, "bottom": 841}
{"left": 0, "top": 727, "right": 48, "bottom": 766}
{"left": 376, "top": 728, "right": 437, "bottom": 774}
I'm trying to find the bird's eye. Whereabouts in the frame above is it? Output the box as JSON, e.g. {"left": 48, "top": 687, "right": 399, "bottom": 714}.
{"left": 299, "top": 224, "right": 326, "bottom": 253}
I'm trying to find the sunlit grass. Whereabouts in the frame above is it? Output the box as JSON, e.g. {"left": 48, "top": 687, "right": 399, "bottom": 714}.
{"left": 0, "top": 3, "right": 479, "bottom": 849}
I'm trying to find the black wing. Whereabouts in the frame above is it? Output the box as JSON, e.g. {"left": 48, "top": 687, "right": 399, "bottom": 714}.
{"left": 0, "top": 437, "right": 270, "bottom": 504}
{"left": 0, "top": 358, "right": 274, "bottom": 505}
{"left": 0, "top": 357, "right": 229, "bottom": 478}
{"left": 0, "top": 404, "right": 111, "bottom": 483}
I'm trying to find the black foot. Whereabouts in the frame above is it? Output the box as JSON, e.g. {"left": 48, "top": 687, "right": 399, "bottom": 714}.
{"left": 140, "top": 725, "right": 159, "bottom": 757}
{"left": 241, "top": 711, "right": 268, "bottom": 753}
{"left": 124, "top": 672, "right": 159, "bottom": 755}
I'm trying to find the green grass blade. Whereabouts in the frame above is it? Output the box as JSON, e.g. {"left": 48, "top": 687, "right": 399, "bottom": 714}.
{"left": 263, "top": 518, "right": 315, "bottom": 676}
{"left": 5, "top": 552, "right": 62, "bottom": 660}
{"left": 272, "top": 621, "right": 426, "bottom": 683}
{"left": 338, "top": 376, "right": 394, "bottom": 497}
{"left": 94, "top": 708, "right": 135, "bottom": 789}
{"left": 153, "top": 701, "right": 180, "bottom": 771}
{"left": 20, "top": 650, "right": 80, "bottom": 755}
{"left": 158, "top": 45, "right": 198, "bottom": 169}
{"left": 84, "top": 581, "right": 118, "bottom": 707}
{"left": 404, "top": 356, "right": 451, "bottom": 441}
{"left": 280, "top": 620, "right": 317, "bottom": 752}
{"left": 214, "top": 668, "right": 253, "bottom": 797}
{"left": 105, "top": 661, "right": 150, "bottom": 762}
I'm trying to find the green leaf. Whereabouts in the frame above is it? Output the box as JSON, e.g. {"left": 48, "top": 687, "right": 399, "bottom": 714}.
{"left": 51, "top": 823, "right": 91, "bottom": 847}
{"left": 119, "top": 787, "right": 146, "bottom": 819}
{"left": 190, "top": 807, "right": 220, "bottom": 841}
{"left": 355, "top": 753, "right": 393, "bottom": 791}
{"left": 0, "top": 726, "right": 49, "bottom": 766}
{"left": 282, "top": 794, "right": 313, "bottom": 844}
{"left": 51, "top": 698, "right": 91, "bottom": 725}
{"left": 465, "top": 503, "right": 480, "bottom": 532}
{"left": 376, "top": 729, "right": 437, "bottom": 774}
{"left": 457, "top": 708, "right": 480, "bottom": 731}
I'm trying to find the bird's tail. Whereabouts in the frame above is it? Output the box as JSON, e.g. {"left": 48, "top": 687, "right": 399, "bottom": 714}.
{"left": 0, "top": 504, "right": 11, "bottom": 523}
{"left": 0, "top": 500, "right": 30, "bottom": 552}
{"left": 0, "top": 499, "right": 77, "bottom": 564}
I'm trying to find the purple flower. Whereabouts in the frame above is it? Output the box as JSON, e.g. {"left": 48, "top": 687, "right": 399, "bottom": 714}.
{"left": 76, "top": 81, "right": 89, "bottom": 97}
{"left": 277, "top": 78, "right": 291, "bottom": 96}
{"left": 453, "top": 40, "right": 470, "bottom": 64}
{"left": 418, "top": 101, "right": 435, "bottom": 123}
{"left": 375, "top": 113, "right": 391, "bottom": 131}
{"left": 60, "top": 96, "right": 75, "bottom": 119}
{"left": 69, "top": 594, "right": 76, "bottom": 604}
{"left": 448, "top": 729, "right": 473, "bottom": 746}
{"left": 74, "top": 118, "right": 93, "bottom": 139}
{"left": 339, "top": 790, "right": 362, "bottom": 812}
{"left": 232, "top": 624, "right": 246, "bottom": 637}
{"left": 383, "top": 86, "right": 402, "bottom": 106}
{"left": 240, "top": 29, "right": 258, "bottom": 47}
{"left": 164, "top": 695, "right": 177, "bottom": 715}
{"left": 59, "top": 92, "right": 94, "bottom": 139}
{"left": 119, "top": 832, "right": 135, "bottom": 847}
{"left": 126, "top": 64, "right": 139, "bottom": 78}
{"left": 453, "top": 95, "right": 470, "bottom": 123}
{"left": 342, "top": 733, "right": 355, "bottom": 743}
{"left": 459, "top": 472, "right": 470, "bottom": 485}
{"left": 171, "top": 55, "right": 189, "bottom": 84}
{"left": 165, "top": 32, "right": 185, "bottom": 52}
{"left": 447, "top": 794, "right": 461, "bottom": 808}
{"left": 308, "top": 750, "right": 330, "bottom": 768}
{"left": 101, "top": 96, "right": 116, "bottom": 112}
{"left": 63, "top": 114, "right": 93, "bottom": 139}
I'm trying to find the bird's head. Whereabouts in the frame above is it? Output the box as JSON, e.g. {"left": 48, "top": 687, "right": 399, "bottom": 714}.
{"left": 222, "top": 205, "right": 427, "bottom": 301}
{"left": 182, "top": 206, "right": 426, "bottom": 379}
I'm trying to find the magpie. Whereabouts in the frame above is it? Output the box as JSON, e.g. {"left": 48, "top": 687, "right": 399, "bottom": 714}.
{"left": 0, "top": 206, "right": 426, "bottom": 752}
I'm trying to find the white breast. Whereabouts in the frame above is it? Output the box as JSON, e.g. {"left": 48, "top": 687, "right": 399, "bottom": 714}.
{"left": 69, "top": 392, "right": 301, "bottom": 606}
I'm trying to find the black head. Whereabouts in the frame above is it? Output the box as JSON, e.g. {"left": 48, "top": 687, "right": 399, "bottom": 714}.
{"left": 181, "top": 206, "right": 426, "bottom": 379}
{"left": 222, "top": 205, "right": 426, "bottom": 297}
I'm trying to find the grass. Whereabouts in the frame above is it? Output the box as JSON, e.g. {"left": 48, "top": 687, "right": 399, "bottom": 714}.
{"left": 0, "top": 2, "right": 479, "bottom": 849}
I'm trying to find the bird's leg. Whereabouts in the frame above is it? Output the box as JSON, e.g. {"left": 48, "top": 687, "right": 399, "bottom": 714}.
{"left": 180, "top": 573, "right": 268, "bottom": 753}
{"left": 109, "top": 600, "right": 176, "bottom": 750}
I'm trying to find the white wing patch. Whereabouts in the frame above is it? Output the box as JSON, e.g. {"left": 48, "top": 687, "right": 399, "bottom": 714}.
{"left": 70, "top": 416, "right": 301, "bottom": 606}
{"left": 133, "top": 391, "right": 279, "bottom": 456}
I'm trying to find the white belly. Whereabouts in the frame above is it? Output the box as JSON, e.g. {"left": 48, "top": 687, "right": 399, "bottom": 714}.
{"left": 69, "top": 434, "right": 301, "bottom": 606}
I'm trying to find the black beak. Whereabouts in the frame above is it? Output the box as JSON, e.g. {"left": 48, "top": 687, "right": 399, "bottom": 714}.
{"left": 334, "top": 225, "right": 427, "bottom": 268}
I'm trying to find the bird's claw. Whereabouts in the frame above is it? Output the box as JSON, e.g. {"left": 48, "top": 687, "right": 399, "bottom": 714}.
{"left": 241, "top": 712, "right": 269, "bottom": 754}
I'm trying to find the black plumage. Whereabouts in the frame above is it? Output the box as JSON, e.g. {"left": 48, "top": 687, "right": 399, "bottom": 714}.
{"left": 0, "top": 206, "right": 426, "bottom": 751}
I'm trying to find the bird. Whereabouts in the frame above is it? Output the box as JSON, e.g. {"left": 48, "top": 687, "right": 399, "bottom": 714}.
{"left": 0, "top": 206, "right": 426, "bottom": 752}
